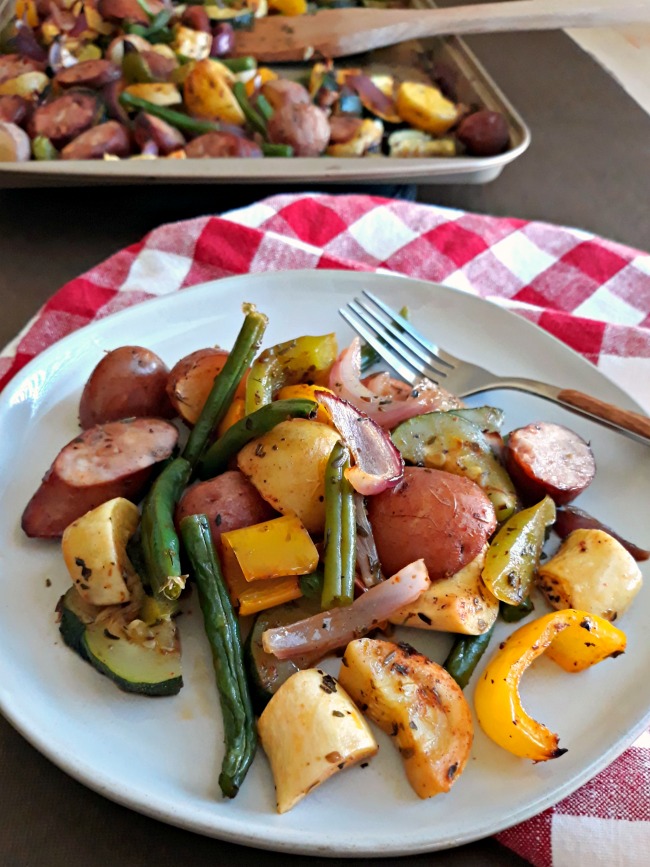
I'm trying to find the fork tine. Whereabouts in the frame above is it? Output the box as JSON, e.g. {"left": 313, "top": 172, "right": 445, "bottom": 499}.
{"left": 339, "top": 308, "right": 424, "bottom": 385}
{"left": 353, "top": 298, "right": 451, "bottom": 380}
{"left": 350, "top": 299, "right": 450, "bottom": 382}
{"left": 362, "top": 290, "right": 457, "bottom": 368}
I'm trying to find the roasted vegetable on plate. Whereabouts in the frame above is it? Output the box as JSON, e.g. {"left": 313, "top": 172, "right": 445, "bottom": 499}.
{"left": 21, "top": 300, "right": 646, "bottom": 810}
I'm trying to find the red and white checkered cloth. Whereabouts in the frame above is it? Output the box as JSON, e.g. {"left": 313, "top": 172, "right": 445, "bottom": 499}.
{"left": 1, "top": 193, "right": 649, "bottom": 865}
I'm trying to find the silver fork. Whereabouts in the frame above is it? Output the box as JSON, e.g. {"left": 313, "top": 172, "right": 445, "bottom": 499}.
{"left": 340, "top": 290, "right": 650, "bottom": 446}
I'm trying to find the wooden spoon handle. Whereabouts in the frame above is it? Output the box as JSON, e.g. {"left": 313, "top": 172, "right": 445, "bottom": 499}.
{"left": 558, "top": 389, "right": 650, "bottom": 441}
{"left": 407, "top": 0, "right": 650, "bottom": 39}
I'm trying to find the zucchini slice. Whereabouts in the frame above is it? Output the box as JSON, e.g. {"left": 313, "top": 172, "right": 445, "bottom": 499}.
{"left": 245, "top": 598, "right": 320, "bottom": 713}
{"left": 82, "top": 620, "right": 182, "bottom": 697}
{"left": 57, "top": 587, "right": 183, "bottom": 697}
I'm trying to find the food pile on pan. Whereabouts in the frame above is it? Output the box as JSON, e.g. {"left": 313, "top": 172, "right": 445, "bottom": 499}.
{"left": 21, "top": 305, "right": 647, "bottom": 811}
{"left": 0, "top": 0, "right": 510, "bottom": 160}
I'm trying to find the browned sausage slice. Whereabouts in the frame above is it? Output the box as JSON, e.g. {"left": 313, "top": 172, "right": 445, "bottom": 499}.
{"left": 0, "top": 54, "right": 46, "bottom": 85}
{"left": 61, "top": 121, "right": 131, "bottom": 160}
{"left": 329, "top": 115, "right": 363, "bottom": 144}
{"left": 175, "top": 470, "right": 277, "bottom": 551}
{"left": 504, "top": 422, "right": 596, "bottom": 505}
{"left": 185, "top": 132, "right": 262, "bottom": 158}
{"left": 55, "top": 59, "right": 121, "bottom": 90}
{"left": 0, "top": 95, "right": 30, "bottom": 126}
{"left": 22, "top": 418, "right": 179, "bottom": 538}
{"left": 98, "top": 0, "right": 168, "bottom": 24}
{"left": 133, "top": 112, "right": 185, "bottom": 156}
{"left": 30, "top": 92, "right": 101, "bottom": 148}
{"left": 79, "top": 346, "right": 175, "bottom": 428}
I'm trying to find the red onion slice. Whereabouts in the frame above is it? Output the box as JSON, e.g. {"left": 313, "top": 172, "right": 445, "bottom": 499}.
{"left": 314, "top": 389, "right": 403, "bottom": 495}
{"left": 328, "top": 338, "right": 462, "bottom": 430}
{"left": 262, "top": 560, "right": 430, "bottom": 661}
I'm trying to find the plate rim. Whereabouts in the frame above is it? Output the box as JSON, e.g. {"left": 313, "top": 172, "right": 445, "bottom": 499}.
{"left": 0, "top": 269, "right": 647, "bottom": 857}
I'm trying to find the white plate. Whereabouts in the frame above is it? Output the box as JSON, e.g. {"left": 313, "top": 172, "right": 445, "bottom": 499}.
{"left": 0, "top": 270, "right": 647, "bottom": 858}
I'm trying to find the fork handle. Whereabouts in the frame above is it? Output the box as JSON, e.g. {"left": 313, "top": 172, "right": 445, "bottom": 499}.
{"left": 557, "top": 389, "right": 650, "bottom": 441}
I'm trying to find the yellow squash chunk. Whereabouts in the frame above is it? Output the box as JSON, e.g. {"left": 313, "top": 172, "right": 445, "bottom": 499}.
{"left": 474, "top": 609, "right": 627, "bottom": 761}
{"left": 258, "top": 668, "right": 378, "bottom": 813}
{"left": 61, "top": 498, "right": 139, "bottom": 606}
{"left": 237, "top": 418, "right": 341, "bottom": 533}
{"left": 172, "top": 25, "right": 213, "bottom": 61}
{"left": 220, "top": 542, "right": 301, "bottom": 616}
{"left": 183, "top": 59, "right": 245, "bottom": 125}
{"left": 123, "top": 82, "right": 181, "bottom": 106}
{"left": 339, "top": 638, "right": 473, "bottom": 798}
{"left": 396, "top": 82, "right": 460, "bottom": 135}
{"left": 221, "top": 515, "right": 318, "bottom": 582}
{"left": 0, "top": 72, "right": 49, "bottom": 99}
{"left": 537, "top": 529, "right": 643, "bottom": 622}
{"left": 327, "top": 119, "right": 383, "bottom": 157}
{"left": 389, "top": 546, "right": 498, "bottom": 635}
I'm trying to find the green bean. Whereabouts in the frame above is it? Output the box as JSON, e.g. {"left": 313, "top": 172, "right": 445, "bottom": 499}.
{"left": 256, "top": 94, "right": 274, "bottom": 122}
{"left": 443, "top": 624, "right": 495, "bottom": 690}
{"left": 261, "top": 142, "right": 294, "bottom": 158}
{"left": 32, "top": 136, "right": 59, "bottom": 161}
{"left": 321, "top": 441, "right": 356, "bottom": 609}
{"left": 140, "top": 457, "right": 192, "bottom": 609}
{"left": 500, "top": 596, "right": 535, "bottom": 623}
{"left": 198, "top": 398, "right": 317, "bottom": 480}
{"left": 180, "top": 514, "right": 257, "bottom": 798}
{"left": 119, "top": 92, "right": 222, "bottom": 135}
{"left": 182, "top": 306, "right": 268, "bottom": 468}
{"left": 232, "top": 81, "right": 267, "bottom": 138}
{"left": 219, "top": 56, "right": 257, "bottom": 73}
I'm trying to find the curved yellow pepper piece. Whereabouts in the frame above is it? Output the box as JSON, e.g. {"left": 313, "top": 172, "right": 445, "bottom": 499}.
{"left": 474, "top": 609, "right": 626, "bottom": 761}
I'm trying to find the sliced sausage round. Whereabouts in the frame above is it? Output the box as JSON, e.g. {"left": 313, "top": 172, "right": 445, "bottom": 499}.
{"left": 0, "top": 95, "right": 30, "bottom": 126}
{"left": 175, "top": 470, "right": 277, "bottom": 551}
{"left": 133, "top": 112, "right": 184, "bottom": 155}
{"left": 98, "top": 0, "right": 168, "bottom": 25}
{"left": 504, "top": 422, "right": 596, "bottom": 505}
{"left": 267, "top": 102, "right": 330, "bottom": 157}
{"left": 30, "top": 92, "right": 101, "bottom": 148}
{"left": 61, "top": 121, "right": 131, "bottom": 160}
{"left": 185, "top": 131, "right": 262, "bottom": 158}
{"left": 0, "top": 53, "right": 45, "bottom": 85}
{"left": 55, "top": 59, "right": 121, "bottom": 90}
{"left": 329, "top": 115, "right": 363, "bottom": 144}
{"left": 22, "top": 418, "right": 179, "bottom": 538}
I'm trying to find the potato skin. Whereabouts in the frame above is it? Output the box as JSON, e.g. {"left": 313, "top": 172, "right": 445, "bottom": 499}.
{"left": 79, "top": 346, "right": 174, "bottom": 428}
{"left": 175, "top": 470, "right": 276, "bottom": 550}
{"left": 166, "top": 347, "right": 247, "bottom": 426}
{"left": 367, "top": 466, "right": 496, "bottom": 579}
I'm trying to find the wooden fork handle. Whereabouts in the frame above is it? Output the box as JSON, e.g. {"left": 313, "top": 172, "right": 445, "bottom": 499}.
{"left": 558, "top": 389, "right": 650, "bottom": 440}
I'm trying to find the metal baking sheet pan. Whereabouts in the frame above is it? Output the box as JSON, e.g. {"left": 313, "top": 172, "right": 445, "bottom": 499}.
{"left": 0, "top": 1, "right": 530, "bottom": 187}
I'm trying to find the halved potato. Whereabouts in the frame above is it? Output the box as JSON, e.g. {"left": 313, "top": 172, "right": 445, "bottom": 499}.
{"left": 396, "top": 82, "right": 460, "bottom": 135}
{"left": 237, "top": 419, "right": 340, "bottom": 533}
{"left": 183, "top": 59, "right": 245, "bottom": 125}
{"left": 258, "top": 668, "right": 378, "bottom": 813}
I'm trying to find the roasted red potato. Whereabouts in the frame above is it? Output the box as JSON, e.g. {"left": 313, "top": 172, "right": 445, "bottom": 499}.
{"left": 367, "top": 466, "right": 496, "bottom": 579}
{"left": 79, "top": 345, "right": 174, "bottom": 428}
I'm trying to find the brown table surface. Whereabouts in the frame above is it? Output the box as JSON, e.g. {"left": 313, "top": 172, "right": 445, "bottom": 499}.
{"left": 1, "top": 15, "right": 649, "bottom": 867}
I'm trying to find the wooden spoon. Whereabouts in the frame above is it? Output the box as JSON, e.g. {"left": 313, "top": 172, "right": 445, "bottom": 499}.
{"left": 233, "top": 0, "right": 650, "bottom": 63}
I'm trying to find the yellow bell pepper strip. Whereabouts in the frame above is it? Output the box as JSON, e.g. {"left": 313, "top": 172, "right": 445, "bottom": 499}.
{"left": 220, "top": 540, "right": 302, "bottom": 617}
{"left": 244, "top": 333, "right": 338, "bottom": 415}
{"left": 221, "top": 515, "right": 318, "bottom": 583}
{"left": 474, "top": 609, "right": 626, "bottom": 761}
{"left": 482, "top": 496, "right": 556, "bottom": 606}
